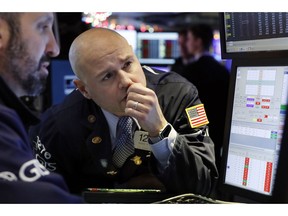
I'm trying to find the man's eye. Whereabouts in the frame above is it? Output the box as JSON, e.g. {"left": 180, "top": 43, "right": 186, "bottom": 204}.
{"left": 42, "top": 25, "right": 49, "bottom": 30}
{"left": 103, "top": 73, "right": 113, "bottom": 81}
{"left": 123, "top": 61, "right": 132, "bottom": 69}
{"left": 38, "top": 23, "right": 50, "bottom": 32}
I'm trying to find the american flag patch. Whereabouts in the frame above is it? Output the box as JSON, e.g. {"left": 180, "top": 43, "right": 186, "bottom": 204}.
{"left": 185, "top": 104, "right": 209, "bottom": 128}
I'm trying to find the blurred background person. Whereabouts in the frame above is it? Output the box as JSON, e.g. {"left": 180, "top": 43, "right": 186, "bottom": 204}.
{"left": 170, "top": 29, "right": 194, "bottom": 76}
{"left": 182, "top": 23, "right": 230, "bottom": 170}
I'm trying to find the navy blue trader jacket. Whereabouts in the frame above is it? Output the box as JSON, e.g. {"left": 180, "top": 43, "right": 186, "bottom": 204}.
{"left": 30, "top": 66, "right": 219, "bottom": 196}
{"left": 0, "top": 76, "right": 83, "bottom": 203}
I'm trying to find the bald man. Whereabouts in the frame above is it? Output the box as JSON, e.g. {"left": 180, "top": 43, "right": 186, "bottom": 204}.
{"left": 30, "top": 28, "right": 218, "bottom": 197}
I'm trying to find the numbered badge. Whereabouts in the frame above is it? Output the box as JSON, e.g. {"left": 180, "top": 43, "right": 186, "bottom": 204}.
{"left": 133, "top": 130, "right": 151, "bottom": 151}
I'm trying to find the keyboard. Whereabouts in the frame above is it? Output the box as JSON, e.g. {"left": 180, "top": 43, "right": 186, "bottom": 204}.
{"left": 153, "top": 193, "right": 232, "bottom": 204}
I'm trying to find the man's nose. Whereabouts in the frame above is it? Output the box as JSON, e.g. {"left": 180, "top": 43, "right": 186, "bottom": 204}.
{"left": 118, "top": 70, "right": 133, "bottom": 89}
{"left": 46, "top": 31, "right": 60, "bottom": 57}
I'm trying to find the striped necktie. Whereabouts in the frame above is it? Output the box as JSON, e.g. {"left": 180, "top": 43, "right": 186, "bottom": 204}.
{"left": 112, "top": 116, "right": 135, "bottom": 168}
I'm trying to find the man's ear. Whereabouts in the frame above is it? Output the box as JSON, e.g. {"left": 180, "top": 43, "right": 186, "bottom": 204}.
{"left": 73, "top": 79, "right": 91, "bottom": 99}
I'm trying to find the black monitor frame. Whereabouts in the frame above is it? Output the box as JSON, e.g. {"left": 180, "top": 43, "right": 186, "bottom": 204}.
{"left": 271, "top": 104, "right": 288, "bottom": 203}
{"left": 219, "top": 58, "right": 288, "bottom": 203}
{"left": 219, "top": 12, "right": 288, "bottom": 60}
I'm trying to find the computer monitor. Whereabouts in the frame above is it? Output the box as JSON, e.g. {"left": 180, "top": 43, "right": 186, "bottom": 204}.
{"left": 116, "top": 30, "right": 137, "bottom": 53}
{"left": 50, "top": 59, "right": 76, "bottom": 105}
{"left": 137, "top": 32, "right": 179, "bottom": 65}
{"left": 219, "top": 12, "right": 288, "bottom": 59}
{"left": 220, "top": 58, "right": 288, "bottom": 203}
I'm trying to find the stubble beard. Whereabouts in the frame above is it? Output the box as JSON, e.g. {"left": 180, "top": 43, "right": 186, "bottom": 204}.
{"left": 5, "top": 34, "right": 47, "bottom": 96}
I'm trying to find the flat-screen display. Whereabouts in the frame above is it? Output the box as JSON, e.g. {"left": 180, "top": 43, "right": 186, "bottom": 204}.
{"left": 137, "top": 32, "right": 179, "bottom": 65}
{"left": 219, "top": 12, "right": 288, "bottom": 59}
{"left": 116, "top": 30, "right": 137, "bottom": 53}
{"left": 220, "top": 58, "right": 288, "bottom": 202}
{"left": 50, "top": 60, "right": 76, "bottom": 105}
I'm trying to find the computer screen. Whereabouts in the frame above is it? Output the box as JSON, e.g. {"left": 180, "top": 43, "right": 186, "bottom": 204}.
{"left": 137, "top": 32, "right": 179, "bottom": 65}
{"left": 220, "top": 58, "right": 288, "bottom": 202}
{"left": 50, "top": 59, "right": 76, "bottom": 105}
{"left": 219, "top": 12, "right": 288, "bottom": 59}
{"left": 116, "top": 30, "right": 137, "bottom": 53}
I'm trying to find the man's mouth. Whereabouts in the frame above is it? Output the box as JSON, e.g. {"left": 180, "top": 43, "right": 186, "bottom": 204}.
{"left": 38, "top": 61, "right": 50, "bottom": 77}
{"left": 38, "top": 55, "right": 50, "bottom": 71}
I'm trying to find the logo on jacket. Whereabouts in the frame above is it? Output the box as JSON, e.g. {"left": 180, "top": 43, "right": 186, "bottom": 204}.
{"left": 33, "top": 136, "right": 56, "bottom": 171}
{"left": 0, "top": 171, "right": 17, "bottom": 181}
{"left": 0, "top": 159, "right": 50, "bottom": 182}
{"left": 19, "top": 159, "right": 50, "bottom": 182}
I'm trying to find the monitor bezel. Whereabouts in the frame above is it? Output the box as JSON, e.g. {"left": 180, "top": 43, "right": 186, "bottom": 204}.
{"left": 219, "top": 12, "right": 288, "bottom": 60}
{"left": 271, "top": 99, "right": 288, "bottom": 203}
{"left": 219, "top": 58, "right": 288, "bottom": 203}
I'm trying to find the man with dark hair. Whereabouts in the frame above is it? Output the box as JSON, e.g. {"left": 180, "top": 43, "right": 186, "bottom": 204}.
{"left": 183, "top": 23, "right": 230, "bottom": 170}
{"left": 0, "top": 12, "right": 83, "bottom": 203}
{"left": 170, "top": 29, "right": 194, "bottom": 75}
{"left": 188, "top": 24, "right": 214, "bottom": 50}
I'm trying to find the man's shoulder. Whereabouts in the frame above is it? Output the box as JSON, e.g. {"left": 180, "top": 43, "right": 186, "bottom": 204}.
{"left": 0, "top": 103, "right": 13, "bottom": 112}
{"left": 0, "top": 104, "right": 28, "bottom": 142}
{"left": 198, "top": 56, "right": 229, "bottom": 71}
{"left": 41, "top": 90, "right": 97, "bottom": 122}
{"left": 143, "top": 65, "right": 193, "bottom": 85}
{"left": 0, "top": 104, "right": 20, "bottom": 122}
{"left": 142, "top": 66, "right": 198, "bottom": 97}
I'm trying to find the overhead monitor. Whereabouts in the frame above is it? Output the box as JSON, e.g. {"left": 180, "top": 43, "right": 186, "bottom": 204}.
{"left": 115, "top": 30, "right": 137, "bottom": 53}
{"left": 220, "top": 58, "right": 288, "bottom": 202}
{"left": 137, "top": 32, "right": 179, "bottom": 65}
{"left": 219, "top": 12, "right": 288, "bottom": 59}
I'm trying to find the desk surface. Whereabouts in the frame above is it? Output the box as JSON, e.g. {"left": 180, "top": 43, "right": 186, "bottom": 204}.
{"left": 82, "top": 189, "right": 230, "bottom": 204}
{"left": 82, "top": 190, "right": 173, "bottom": 203}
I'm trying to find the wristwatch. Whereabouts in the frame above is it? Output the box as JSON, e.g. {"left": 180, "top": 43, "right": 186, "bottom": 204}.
{"left": 148, "top": 123, "right": 172, "bottom": 144}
